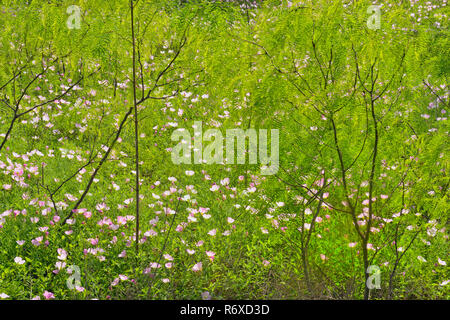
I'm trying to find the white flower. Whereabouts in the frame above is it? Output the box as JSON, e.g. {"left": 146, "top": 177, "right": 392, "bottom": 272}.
{"left": 57, "top": 248, "right": 67, "bottom": 260}
{"left": 55, "top": 261, "right": 66, "bottom": 270}
{"left": 0, "top": 293, "right": 10, "bottom": 299}
{"left": 417, "top": 256, "right": 427, "bottom": 263}
{"left": 438, "top": 258, "right": 447, "bottom": 266}
{"left": 14, "top": 257, "right": 25, "bottom": 265}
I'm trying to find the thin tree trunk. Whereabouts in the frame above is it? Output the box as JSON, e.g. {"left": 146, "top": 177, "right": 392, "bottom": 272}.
{"left": 130, "top": 0, "right": 140, "bottom": 254}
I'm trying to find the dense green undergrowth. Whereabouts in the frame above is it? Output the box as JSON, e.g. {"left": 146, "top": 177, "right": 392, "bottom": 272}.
{"left": 0, "top": 0, "right": 448, "bottom": 300}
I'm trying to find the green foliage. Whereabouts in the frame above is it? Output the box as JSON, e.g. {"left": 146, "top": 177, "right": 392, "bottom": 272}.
{"left": 0, "top": 0, "right": 447, "bottom": 300}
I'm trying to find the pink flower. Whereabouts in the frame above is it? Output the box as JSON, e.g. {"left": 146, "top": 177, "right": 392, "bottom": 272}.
{"left": 117, "top": 216, "right": 127, "bottom": 225}
{"left": 95, "top": 202, "right": 109, "bottom": 212}
{"left": 202, "top": 291, "right": 211, "bottom": 300}
{"left": 206, "top": 251, "right": 215, "bottom": 261}
{"left": 163, "top": 254, "right": 174, "bottom": 261}
{"left": 65, "top": 194, "right": 77, "bottom": 202}
{"left": 13, "top": 167, "right": 24, "bottom": 177}
{"left": 30, "top": 217, "right": 39, "bottom": 224}
{"left": 111, "top": 278, "right": 120, "bottom": 286}
{"left": 43, "top": 291, "right": 55, "bottom": 300}
{"left": 192, "top": 262, "right": 203, "bottom": 272}
{"left": 199, "top": 207, "right": 210, "bottom": 214}
{"left": 84, "top": 211, "right": 92, "bottom": 219}
{"left": 196, "top": 241, "right": 204, "bottom": 247}
{"left": 88, "top": 238, "right": 99, "bottom": 246}
{"left": 31, "top": 236, "right": 43, "bottom": 246}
